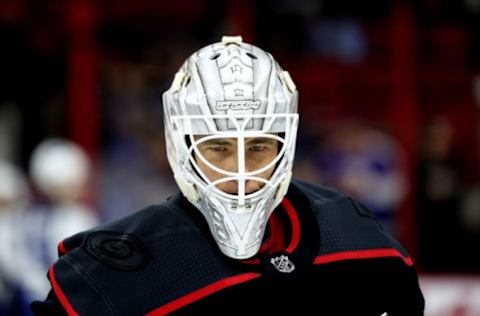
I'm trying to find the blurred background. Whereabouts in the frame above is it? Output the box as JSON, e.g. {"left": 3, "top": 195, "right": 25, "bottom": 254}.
{"left": 0, "top": 0, "right": 479, "bottom": 315}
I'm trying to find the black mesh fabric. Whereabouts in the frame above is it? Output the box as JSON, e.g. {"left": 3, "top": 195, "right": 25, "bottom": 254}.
{"left": 291, "top": 179, "right": 409, "bottom": 257}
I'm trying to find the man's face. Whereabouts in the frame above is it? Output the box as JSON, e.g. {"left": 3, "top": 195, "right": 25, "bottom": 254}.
{"left": 194, "top": 136, "right": 279, "bottom": 194}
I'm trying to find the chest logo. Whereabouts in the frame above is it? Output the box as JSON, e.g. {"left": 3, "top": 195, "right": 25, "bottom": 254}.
{"left": 270, "top": 255, "right": 295, "bottom": 273}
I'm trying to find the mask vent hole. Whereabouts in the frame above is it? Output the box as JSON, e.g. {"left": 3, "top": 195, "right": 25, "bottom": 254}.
{"left": 246, "top": 52, "right": 257, "bottom": 59}
{"left": 210, "top": 53, "right": 221, "bottom": 60}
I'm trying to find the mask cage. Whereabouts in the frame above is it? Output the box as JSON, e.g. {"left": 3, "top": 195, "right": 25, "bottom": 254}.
{"left": 171, "top": 113, "right": 298, "bottom": 209}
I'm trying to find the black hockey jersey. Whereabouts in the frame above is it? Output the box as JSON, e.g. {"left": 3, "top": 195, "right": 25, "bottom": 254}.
{"left": 31, "top": 179, "right": 424, "bottom": 315}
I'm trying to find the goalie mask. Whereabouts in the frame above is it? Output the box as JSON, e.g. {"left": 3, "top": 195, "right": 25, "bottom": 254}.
{"left": 163, "top": 36, "right": 299, "bottom": 259}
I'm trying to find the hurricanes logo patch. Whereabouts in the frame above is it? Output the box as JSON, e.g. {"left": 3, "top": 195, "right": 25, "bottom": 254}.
{"left": 84, "top": 231, "right": 149, "bottom": 271}
{"left": 270, "top": 255, "right": 295, "bottom": 273}
{"left": 215, "top": 100, "right": 261, "bottom": 111}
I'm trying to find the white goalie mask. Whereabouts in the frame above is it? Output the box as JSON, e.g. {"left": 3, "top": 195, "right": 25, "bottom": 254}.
{"left": 163, "top": 36, "right": 299, "bottom": 259}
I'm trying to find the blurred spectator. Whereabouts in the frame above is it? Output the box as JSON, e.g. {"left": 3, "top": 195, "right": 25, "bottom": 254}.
{"left": 28, "top": 139, "right": 98, "bottom": 263}
{"left": 0, "top": 139, "right": 99, "bottom": 311}
{"left": 416, "top": 116, "right": 480, "bottom": 271}
{"left": 315, "top": 124, "right": 408, "bottom": 235}
{"left": 0, "top": 160, "right": 37, "bottom": 315}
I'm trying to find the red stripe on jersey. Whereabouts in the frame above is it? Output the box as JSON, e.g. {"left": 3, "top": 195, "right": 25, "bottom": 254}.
{"left": 48, "top": 265, "right": 80, "bottom": 316}
{"left": 314, "top": 248, "right": 414, "bottom": 266}
{"left": 146, "top": 273, "right": 261, "bottom": 315}
{"left": 242, "top": 197, "right": 301, "bottom": 264}
{"left": 282, "top": 197, "right": 301, "bottom": 253}
{"left": 259, "top": 211, "right": 285, "bottom": 255}
{"left": 58, "top": 240, "right": 68, "bottom": 256}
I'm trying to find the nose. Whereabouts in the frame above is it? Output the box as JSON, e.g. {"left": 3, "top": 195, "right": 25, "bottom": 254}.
{"left": 215, "top": 155, "right": 265, "bottom": 194}
{"left": 222, "top": 155, "right": 256, "bottom": 174}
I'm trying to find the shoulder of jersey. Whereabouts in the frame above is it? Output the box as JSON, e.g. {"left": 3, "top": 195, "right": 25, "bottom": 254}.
{"left": 49, "top": 193, "right": 244, "bottom": 315}
{"left": 290, "top": 179, "right": 411, "bottom": 263}
{"left": 58, "top": 192, "right": 199, "bottom": 254}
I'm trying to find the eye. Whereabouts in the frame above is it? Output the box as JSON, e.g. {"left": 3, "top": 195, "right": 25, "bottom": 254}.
{"left": 249, "top": 145, "right": 267, "bottom": 152}
{"left": 208, "top": 145, "right": 228, "bottom": 152}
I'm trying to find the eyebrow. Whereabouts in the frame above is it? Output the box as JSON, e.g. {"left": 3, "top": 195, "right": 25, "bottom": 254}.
{"left": 197, "top": 137, "right": 277, "bottom": 146}
{"left": 246, "top": 138, "right": 277, "bottom": 145}
{"left": 201, "top": 139, "right": 234, "bottom": 146}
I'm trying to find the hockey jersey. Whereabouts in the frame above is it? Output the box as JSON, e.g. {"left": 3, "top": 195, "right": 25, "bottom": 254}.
{"left": 31, "top": 179, "right": 424, "bottom": 315}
